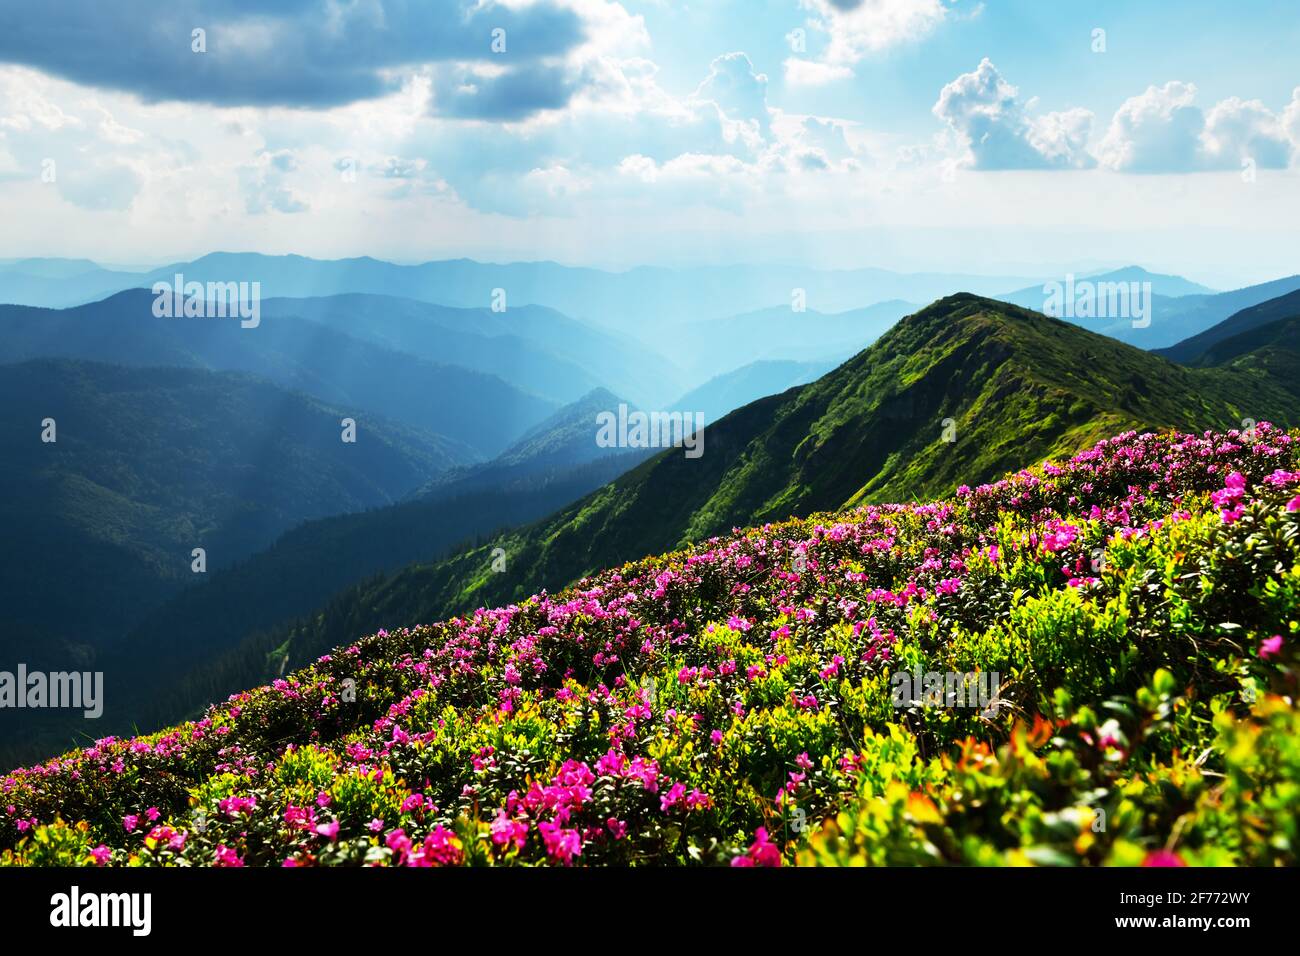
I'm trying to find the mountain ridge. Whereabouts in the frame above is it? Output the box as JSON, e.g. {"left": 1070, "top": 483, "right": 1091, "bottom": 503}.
{"left": 152, "top": 292, "right": 1299, "bottom": 708}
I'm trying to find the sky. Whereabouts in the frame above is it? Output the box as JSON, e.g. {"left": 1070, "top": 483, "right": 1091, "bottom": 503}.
{"left": 0, "top": 0, "right": 1297, "bottom": 287}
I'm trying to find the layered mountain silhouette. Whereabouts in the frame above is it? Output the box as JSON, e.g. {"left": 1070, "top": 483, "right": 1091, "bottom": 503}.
{"left": 7, "top": 287, "right": 1300, "bottom": 767}
{"left": 255, "top": 293, "right": 684, "bottom": 408}
{"left": 0, "top": 252, "right": 1040, "bottom": 330}
{"left": 1156, "top": 288, "right": 1300, "bottom": 365}
{"left": 997, "top": 270, "right": 1300, "bottom": 349}
{"left": 0, "top": 291, "right": 558, "bottom": 457}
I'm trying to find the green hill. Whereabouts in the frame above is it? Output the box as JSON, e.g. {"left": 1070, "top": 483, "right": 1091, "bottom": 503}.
{"left": 1173, "top": 311, "right": 1300, "bottom": 381}
{"left": 82, "top": 390, "right": 653, "bottom": 752}
{"left": 169, "top": 294, "right": 1300, "bottom": 692}
{"left": 0, "top": 359, "right": 470, "bottom": 761}
{"left": 3, "top": 422, "right": 1297, "bottom": 866}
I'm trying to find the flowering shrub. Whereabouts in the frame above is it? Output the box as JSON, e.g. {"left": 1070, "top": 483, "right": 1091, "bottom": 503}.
{"left": 2, "top": 425, "right": 1297, "bottom": 866}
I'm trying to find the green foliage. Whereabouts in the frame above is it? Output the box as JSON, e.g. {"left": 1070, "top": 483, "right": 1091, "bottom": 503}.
{"left": 2, "top": 425, "right": 1296, "bottom": 867}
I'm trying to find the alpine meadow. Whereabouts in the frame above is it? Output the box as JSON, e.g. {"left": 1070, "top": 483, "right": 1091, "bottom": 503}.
{"left": 0, "top": 0, "right": 1297, "bottom": 941}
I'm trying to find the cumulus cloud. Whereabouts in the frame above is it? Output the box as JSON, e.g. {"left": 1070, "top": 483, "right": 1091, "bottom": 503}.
{"left": 798, "top": 117, "right": 854, "bottom": 162}
{"left": 0, "top": 68, "right": 158, "bottom": 207}
{"left": 933, "top": 59, "right": 1094, "bottom": 170}
{"left": 378, "top": 156, "right": 427, "bottom": 179}
{"left": 614, "top": 151, "right": 759, "bottom": 211}
{"left": 1095, "top": 81, "right": 1204, "bottom": 172}
{"left": 1098, "top": 82, "right": 1294, "bottom": 172}
{"left": 1201, "top": 96, "right": 1292, "bottom": 169}
{"left": 693, "top": 53, "right": 771, "bottom": 136}
{"left": 1284, "top": 88, "right": 1300, "bottom": 147}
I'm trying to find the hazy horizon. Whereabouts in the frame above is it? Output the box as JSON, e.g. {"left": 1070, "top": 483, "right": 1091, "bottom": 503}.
{"left": 1, "top": 1, "right": 1297, "bottom": 289}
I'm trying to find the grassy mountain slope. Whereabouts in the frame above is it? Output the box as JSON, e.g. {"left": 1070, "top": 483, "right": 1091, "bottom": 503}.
{"left": 0, "top": 391, "right": 653, "bottom": 765}
{"left": 190, "top": 294, "right": 1300, "bottom": 688}
{"left": 95, "top": 450, "right": 655, "bottom": 749}
{"left": 3, "top": 424, "right": 1296, "bottom": 866}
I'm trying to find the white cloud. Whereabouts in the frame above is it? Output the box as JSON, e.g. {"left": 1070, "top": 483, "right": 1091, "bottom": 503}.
{"left": 1201, "top": 96, "right": 1291, "bottom": 169}
{"left": 1096, "top": 81, "right": 1203, "bottom": 172}
{"left": 0, "top": 136, "right": 21, "bottom": 176}
{"left": 0, "top": 7, "right": 1296, "bottom": 272}
{"left": 1284, "top": 87, "right": 1300, "bottom": 149}
{"left": 1027, "top": 107, "right": 1095, "bottom": 169}
{"left": 933, "top": 59, "right": 1094, "bottom": 170}
{"left": 692, "top": 53, "right": 770, "bottom": 136}
{"left": 1098, "top": 82, "right": 1295, "bottom": 172}
{"left": 55, "top": 157, "right": 143, "bottom": 211}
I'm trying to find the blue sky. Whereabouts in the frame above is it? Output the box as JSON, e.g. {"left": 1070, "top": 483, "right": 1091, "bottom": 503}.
{"left": 0, "top": 0, "right": 1297, "bottom": 286}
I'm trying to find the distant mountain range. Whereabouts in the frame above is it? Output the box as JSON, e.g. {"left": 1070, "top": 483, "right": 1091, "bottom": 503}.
{"left": 13, "top": 253, "right": 1297, "bottom": 389}
{"left": 1156, "top": 288, "right": 1300, "bottom": 364}
{"left": 256, "top": 293, "right": 684, "bottom": 408}
{"left": 0, "top": 290, "right": 557, "bottom": 457}
{"left": 675, "top": 301, "right": 915, "bottom": 380}
{"left": 996, "top": 267, "right": 1300, "bottom": 349}
{"left": 0, "top": 253, "right": 1040, "bottom": 330}
{"left": 996, "top": 265, "right": 1216, "bottom": 304}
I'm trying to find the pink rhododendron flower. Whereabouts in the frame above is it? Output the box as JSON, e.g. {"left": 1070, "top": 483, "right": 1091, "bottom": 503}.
{"left": 214, "top": 845, "right": 245, "bottom": 867}
{"left": 316, "top": 820, "right": 340, "bottom": 841}
{"left": 538, "top": 821, "right": 582, "bottom": 865}
{"left": 731, "top": 827, "right": 781, "bottom": 867}
{"left": 490, "top": 811, "right": 528, "bottom": 850}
